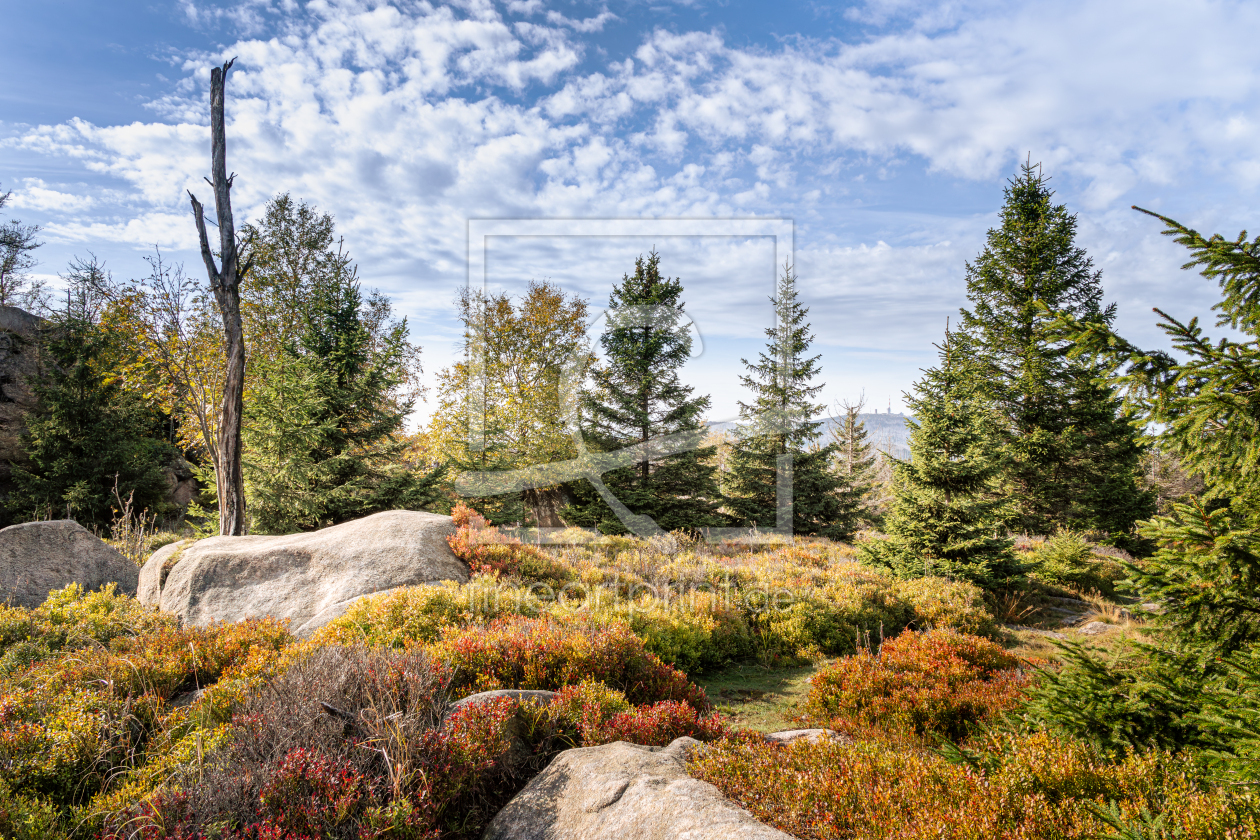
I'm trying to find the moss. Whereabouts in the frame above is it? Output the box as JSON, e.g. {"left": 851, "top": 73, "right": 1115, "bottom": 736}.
{"left": 158, "top": 540, "right": 192, "bottom": 589}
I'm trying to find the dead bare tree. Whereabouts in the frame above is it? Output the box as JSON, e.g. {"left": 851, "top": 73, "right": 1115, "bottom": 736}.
{"left": 189, "top": 58, "right": 251, "bottom": 536}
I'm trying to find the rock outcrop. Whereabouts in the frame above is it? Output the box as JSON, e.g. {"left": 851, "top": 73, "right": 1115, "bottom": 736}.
{"left": 0, "top": 520, "right": 138, "bottom": 608}
{"left": 160, "top": 455, "right": 199, "bottom": 512}
{"left": 762, "top": 728, "right": 844, "bottom": 745}
{"left": 482, "top": 737, "right": 793, "bottom": 840}
{"left": 446, "top": 689, "right": 558, "bottom": 717}
{"left": 139, "top": 510, "right": 468, "bottom": 636}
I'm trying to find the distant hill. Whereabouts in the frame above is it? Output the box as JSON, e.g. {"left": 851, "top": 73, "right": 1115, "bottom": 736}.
{"left": 708, "top": 412, "right": 912, "bottom": 460}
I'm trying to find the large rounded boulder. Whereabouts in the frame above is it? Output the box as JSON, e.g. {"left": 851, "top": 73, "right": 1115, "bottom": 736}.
{"left": 139, "top": 510, "right": 468, "bottom": 636}
{"left": 0, "top": 520, "right": 138, "bottom": 609}
{"left": 483, "top": 737, "right": 793, "bottom": 840}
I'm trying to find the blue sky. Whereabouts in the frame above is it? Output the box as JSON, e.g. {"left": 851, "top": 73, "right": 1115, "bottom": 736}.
{"left": 3, "top": 0, "right": 1259, "bottom": 425}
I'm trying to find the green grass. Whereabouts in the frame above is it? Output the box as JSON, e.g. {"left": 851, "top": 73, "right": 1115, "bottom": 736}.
{"left": 694, "top": 662, "right": 819, "bottom": 732}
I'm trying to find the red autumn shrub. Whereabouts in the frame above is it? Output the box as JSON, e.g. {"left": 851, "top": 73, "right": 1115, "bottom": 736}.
{"left": 442, "top": 696, "right": 519, "bottom": 771}
{"left": 446, "top": 504, "right": 569, "bottom": 584}
{"left": 806, "top": 629, "right": 1031, "bottom": 739}
{"left": 593, "top": 700, "right": 726, "bottom": 746}
{"left": 258, "top": 748, "right": 375, "bottom": 838}
{"left": 547, "top": 681, "right": 726, "bottom": 747}
{"left": 430, "top": 615, "right": 707, "bottom": 708}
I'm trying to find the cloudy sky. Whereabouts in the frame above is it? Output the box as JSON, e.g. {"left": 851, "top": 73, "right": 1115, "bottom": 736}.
{"left": 3, "top": 0, "right": 1258, "bottom": 425}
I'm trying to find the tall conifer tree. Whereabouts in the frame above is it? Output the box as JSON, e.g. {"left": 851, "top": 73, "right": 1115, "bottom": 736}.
{"left": 242, "top": 199, "right": 439, "bottom": 532}
{"left": 726, "top": 264, "right": 843, "bottom": 536}
{"left": 1029, "top": 209, "right": 1260, "bottom": 762}
{"left": 563, "top": 251, "right": 722, "bottom": 533}
{"left": 863, "top": 327, "right": 1017, "bottom": 585}
{"left": 8, "top": 268, "right": 177, "bottom": 526}
{"left": 829, "top": 397, "right": 881, "bottom": 538}
{"left": 959, "top": 161, "right": 1151, "bottom": 540}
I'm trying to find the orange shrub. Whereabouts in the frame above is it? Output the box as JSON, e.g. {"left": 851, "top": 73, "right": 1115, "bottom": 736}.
{"left": 447, "top": 503, "right": 570, "bottom": 583}
{"left": 806, "top": 629, "right": 1031, "bottom": 739}
{"left": 688, "top": 731, "right": 1257, "bottom": 840}
{"left": 429, "top": 615, "right": 707, "bottom": 708}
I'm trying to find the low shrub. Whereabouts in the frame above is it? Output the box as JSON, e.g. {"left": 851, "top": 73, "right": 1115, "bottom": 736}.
{"left": 806, "top": 629, "right": 1031, "bottom": 739}
{"left": 895, "top": 577, "right": 998, "bottom": 638}
{"left": 114, "top": 644, "right": 502, "bottom": 839}
{"left": 568, "top": 591, "right": 755, "bottom": 673}
{"left": 0, "top": 583, "right": 172, "bottom": 672}
{"left": 0, "top": 777, "right": 70, "bottom": 840}
{"left": 688, "top": 730, "right": 1258, "bottom": 840}
{"left": 546, "top": 681, "right": 726, "bottom": 747}
{"left": 314, "top": 579, "right": 545, "bottom": 648}
{"left": 1029, "top": 532, "right": 1129, "bottom": 597}
{"left": 748, "top": 577, "right": 912, "bottom": 661}
{"left": 448, "top": 504, "right": 572, "bottom": 585}
{"left": 0, "top": 586, "right": 291, "bottom": 814}
{"left": 429, "top": 615, "right": 708, "bottom": 708}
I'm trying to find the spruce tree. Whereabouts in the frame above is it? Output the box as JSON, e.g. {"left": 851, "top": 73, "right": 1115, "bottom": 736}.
{"left": 959, "top": 161, "right": 1152, "bottom": 540}
{"left": 862, "top": 328, "right": 1017, "bottom": 585}
{"left": 563, "top": 251, "right": 723, "bottom": 534}
{"left": 242, "top": 200, "right": 440, "bottom": 533}
{"left": 726, "top": 264, "right": 843, "bottom": 537}
{"left": 8, "top": 279, "right": 177, "bottom": 527}
{"left": 1028, "top": 209, "right": 1260, "bottom": 765}
{"left": 828, "top": 396, "right": 881, "bottom": 539}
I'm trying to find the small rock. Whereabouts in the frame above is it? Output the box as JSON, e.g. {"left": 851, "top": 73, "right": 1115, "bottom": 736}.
{"left": 1078, "top": 621, "right": 1113, "bottom": 636}
{"left": 168, "top": 687, "right": 207, "bottom": 709}
{"left": 483, "top": 737, "right": 792, "bottom": 840}
{"left": 446, "top": 689, "right": 558, "bottom": 718}
{"left": 0, "top": 520, "right": 138, "bottom": 609}
{"left": 763, "top": 729, "right": 845, "bottom": 745}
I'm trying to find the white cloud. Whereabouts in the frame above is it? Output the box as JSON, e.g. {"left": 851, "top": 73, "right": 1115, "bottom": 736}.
{"left": 42, "top": 212, "right": 197, "bottom": 250}
{"left": 8, "top": 179, "right": 95, "bottom": 213}
{"left": 10, "top": 0, "right": 1256, "bottom": 417}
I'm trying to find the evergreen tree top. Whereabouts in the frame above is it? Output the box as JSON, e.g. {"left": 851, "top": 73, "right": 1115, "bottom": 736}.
{"left": 962, "top": 161, "right": 1112, "bottom": 343}
{"left": 608, "top": 250, "right": 686, "bottom": 311}
{"left": 737, "top": 263, "right": 827, "bottom": 445}
{"left": 586, "top": 250, "right": 707, "bottom": 448}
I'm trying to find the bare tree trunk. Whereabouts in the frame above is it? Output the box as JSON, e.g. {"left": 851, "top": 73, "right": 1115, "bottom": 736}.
{"left": 189, "top": 58, "right": 250, "bottom": 536}
{"left": 524, "top": 486, "right": 569, "bottom": 528}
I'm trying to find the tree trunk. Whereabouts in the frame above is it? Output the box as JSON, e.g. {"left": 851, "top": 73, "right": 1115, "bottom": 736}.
{"left": 189, "top": 59, "right": 249, "bottom": 536}
{"left": 523, "top": 486, "right": 569, "bottom": 528}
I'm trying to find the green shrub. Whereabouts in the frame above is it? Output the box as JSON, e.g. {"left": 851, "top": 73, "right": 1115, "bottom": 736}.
{"left": 0, "top": 778, "right": 70, "bottom": 840}
{"left": 568, "top": 592, "right": 754, "bottom": 673}
{"left": 314, "top": 578, "right": 545, "bottom": 648}
{"left": 1029, "top": 532, "right": 1127, "bottom": 596}
{"left": 750, "top": 579, "right": 913, "bottom": 661}
{"left": 0, "top": 583, "right": 172, "bottom": 665}
{"left": 896, "top": 577, "right": 998, "bottom": 637}
{"left": 0, "top": 587, "right": 292, "bottom": 817}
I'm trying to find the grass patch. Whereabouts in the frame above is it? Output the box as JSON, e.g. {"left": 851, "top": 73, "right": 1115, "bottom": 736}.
{"left": 694, "top": 662, "right": 817, "bottom": 732}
